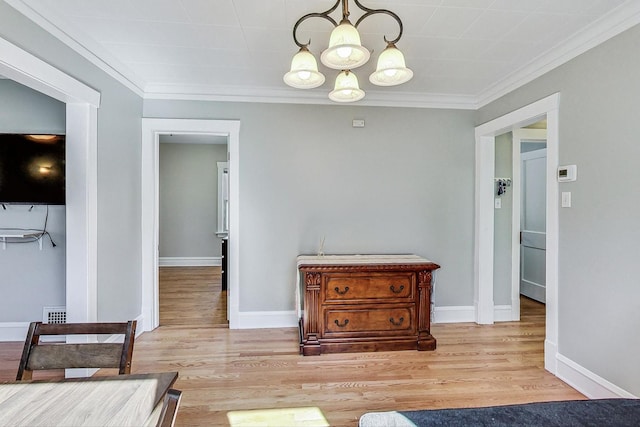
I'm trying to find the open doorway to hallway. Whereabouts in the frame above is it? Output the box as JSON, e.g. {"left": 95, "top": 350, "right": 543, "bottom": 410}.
{"left": 494, "top": 120, "right": 548, "bottom": 321}
{"left": 157, "top": 134, "right": 229, "bottom": 327}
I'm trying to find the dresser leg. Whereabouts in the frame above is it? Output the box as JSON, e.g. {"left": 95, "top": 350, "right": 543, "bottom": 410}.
{"left": 301, "top": 334, "right": 321, "bottom": 356}
{"left": 417, "top": 334, "right": 436, "bottom": 351}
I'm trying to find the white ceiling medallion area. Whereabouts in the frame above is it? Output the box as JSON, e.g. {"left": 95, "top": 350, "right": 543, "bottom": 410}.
{"left": 6, "top": 0, "right": 640, "bottom": 109}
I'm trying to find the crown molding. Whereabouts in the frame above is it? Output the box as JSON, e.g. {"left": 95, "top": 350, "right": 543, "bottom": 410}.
{"left": 143, "top": 83, "right": 478, "bottom": 110}
{"left": 7, "top": 0, "right": 640, "bottom": 110}
{"left": 5, "top": 0, "right": 146, "bottom": 98}
{"left": 476, "top": 1, "right": 640, "bottom": 109}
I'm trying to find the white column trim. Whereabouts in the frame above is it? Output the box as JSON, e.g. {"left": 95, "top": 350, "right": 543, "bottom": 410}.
{"left": 474, "top": 93, "right": 560, "bottom": 375}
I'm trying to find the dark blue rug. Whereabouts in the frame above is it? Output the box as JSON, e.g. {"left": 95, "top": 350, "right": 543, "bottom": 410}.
{"left": 359, "top": 399, "right": 640, "bottom": 427}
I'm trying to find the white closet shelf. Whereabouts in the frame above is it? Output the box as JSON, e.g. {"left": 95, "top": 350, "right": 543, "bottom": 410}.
{"left": 0, "top": 229, "right": 45, "bottom": 250}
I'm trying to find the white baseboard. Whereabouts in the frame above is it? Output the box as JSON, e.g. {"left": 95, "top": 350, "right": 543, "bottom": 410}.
{"left": 433, "top": 306, "right": 476, "bottom": 323}
{"left": 159, "top": 257, "right": 221, "bottom": 267}
{"left": 556, "top": 353, "right": 637, "bottom": 399}
{"left": 0, "top": 322, "right": 30, "bottom": 342}
{"left": 432, "top": 305, "right": 514, "bottom": 323}
{"left": 493, "top": 304, "right": 514, "bottom": 322}
{"left": 234, "top": 310, "right": 298, "bottom": 329}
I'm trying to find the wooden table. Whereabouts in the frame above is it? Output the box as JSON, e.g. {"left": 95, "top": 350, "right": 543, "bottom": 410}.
{"left": 297, "top": 254, "right": 440, "bottom": 355}
{"left": 0, "top": 371, "right": 178, "bottom": 426}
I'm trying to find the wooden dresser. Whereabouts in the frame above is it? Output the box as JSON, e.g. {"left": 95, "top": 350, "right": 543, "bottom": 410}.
{"left": 297, "top": 255, "right": 440, "bottom": 356}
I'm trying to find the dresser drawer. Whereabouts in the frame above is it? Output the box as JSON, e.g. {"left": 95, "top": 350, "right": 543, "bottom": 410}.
{"left": 323, "top": 305, "right": 416, "bottom": 336}
{"left": 323, "top": 272, "right": 414, "bottom": 303}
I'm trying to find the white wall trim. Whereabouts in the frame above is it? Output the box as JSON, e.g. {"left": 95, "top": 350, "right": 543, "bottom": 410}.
{"left": 143, "top": 86, "right": 478, "bottom": 110}
{"left": 0, "top": 322, "right": 30, "bottom": 342}
{"left": 556, "top": 354, "right": 637, "bottom": 399}
{"left": 493, "top": 305, "right": 514, "bottom": 322}
{"left": 142, "top": 119, "right": 241, "bottom": 332}
{"left": 235, "top": 311, "right": 298, "bottom": 329}
{"left": 432, "top": 306, "right": 515, "bottom": 324}
{"left": 65, "top": 103, "right": 99, "bottom": 325}
{"left": 432, "top": 306, "right": 475, "bottom": 324}
{"left": 475, "top": 93, "right": 560, "bottom": 376}
{"left": 0, "top": 37, "right": 100, "bottom": 107}
{"left": 0, "top": 36, "right": 99, "bottom": 332}
{"left": 158, "top": 257, "right": 221, "bottom": 267}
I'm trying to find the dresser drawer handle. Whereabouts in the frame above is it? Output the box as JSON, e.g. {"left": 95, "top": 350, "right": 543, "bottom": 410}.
{"left": 389, "top": 317, "right": 404, "bottom": 326}
{"left": 334, "top": 286, "right": 350, "bottom": 295}
{"left": 389, "top": 285, "right": 405, "bottom": 294}
{"left": 334, "top": 319, "right": 349, "bottom": 327}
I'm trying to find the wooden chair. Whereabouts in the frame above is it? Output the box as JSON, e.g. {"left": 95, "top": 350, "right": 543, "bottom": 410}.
{"left": 156, "top": 388, "right": 183, "bottom": 427}
{"left": 16, "top": 320, "right": 137, "bottom": 380}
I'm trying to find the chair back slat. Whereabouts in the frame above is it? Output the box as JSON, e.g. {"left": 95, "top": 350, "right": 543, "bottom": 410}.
{"left": 16, "top": 320, "right": 136, "bottom": 380}
{"left": 35, "top": 323, "right": 132, "bottom": 336}
{"left": 27, "top": 344, "right": 124, "bottom": 370}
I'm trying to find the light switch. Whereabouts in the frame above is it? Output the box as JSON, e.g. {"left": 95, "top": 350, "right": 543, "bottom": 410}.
{"left": 561, "top": 192, "right": 571, "bottom": 208}
{"left": 495, "top": 198, "right": 501, "bottom": 209}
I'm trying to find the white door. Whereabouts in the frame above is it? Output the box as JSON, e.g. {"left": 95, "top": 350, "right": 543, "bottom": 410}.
{"left": 520, "top": 148, "right": 546, "bottom": 303}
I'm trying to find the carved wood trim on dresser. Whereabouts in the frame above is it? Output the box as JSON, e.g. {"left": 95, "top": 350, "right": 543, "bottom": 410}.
{"left": 297, "top": 255, "right": 440, "bottom": 356}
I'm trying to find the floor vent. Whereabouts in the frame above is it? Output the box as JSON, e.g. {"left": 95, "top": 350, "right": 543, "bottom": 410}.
{"left": 43, "top": 306, "right": 67, "bottom": 324}
{"left": 42, "top": 306, "right": 67, "bottom": 342}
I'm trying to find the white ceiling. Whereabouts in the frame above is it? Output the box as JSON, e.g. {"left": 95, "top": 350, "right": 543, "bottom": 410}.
{"left": 8, "top": 0, "right": 640, "bottom": 108}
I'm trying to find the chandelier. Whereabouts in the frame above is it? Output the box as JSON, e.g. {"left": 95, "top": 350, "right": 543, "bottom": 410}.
{"left": 283, "top": 0, "right": 413, "bottom": 103}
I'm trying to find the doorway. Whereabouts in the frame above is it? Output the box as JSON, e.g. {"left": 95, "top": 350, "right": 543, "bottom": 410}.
{"left": 141, "top": 118, "right": 240, "bottom": 332}
{"left": 474, "top": 93, "right": 560, "bottom": 374}
{"left": 157, "top": 135, "right": 229, "bottom": 326}
{"left": 517, "top": 129, "right": 547, "bottom": 304}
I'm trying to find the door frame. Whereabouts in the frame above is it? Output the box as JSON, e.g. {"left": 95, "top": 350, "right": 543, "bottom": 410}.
{"left": 0, "top": 36, "right": 100, "bottom": 331}
{"left": 511, "top": 129, "right": 547, "bottom": 318}
{"left": 141, "top": 118, "right": 240, "bottom": 331}
{"left": 474, "top": 93, "right": 560, "bottom": 374}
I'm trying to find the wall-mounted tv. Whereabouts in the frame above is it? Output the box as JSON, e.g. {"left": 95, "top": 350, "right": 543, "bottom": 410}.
{"left": 0, "top": 133, "right": 65, "bottom": 205}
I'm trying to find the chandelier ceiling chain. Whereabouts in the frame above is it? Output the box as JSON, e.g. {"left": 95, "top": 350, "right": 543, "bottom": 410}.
{"left": 283, "top": 0, "right": 413, "bottom": 103}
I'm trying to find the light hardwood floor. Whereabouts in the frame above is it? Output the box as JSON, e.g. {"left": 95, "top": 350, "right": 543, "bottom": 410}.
{"left": 0, "top": 267, "right": 584, "bottom": 426}
{"left": 159, "top": 266, "right": 228, "bottom": 327}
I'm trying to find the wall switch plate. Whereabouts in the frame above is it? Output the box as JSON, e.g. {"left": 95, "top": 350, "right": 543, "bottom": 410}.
{"left": 561, "top": 192, "right": 572, "bottom": 207}
{"left": 352, "top": 119, "right": 365, "bottom": 128}
{"left": 495, "top": 198, "right": 502, "bottom": 209}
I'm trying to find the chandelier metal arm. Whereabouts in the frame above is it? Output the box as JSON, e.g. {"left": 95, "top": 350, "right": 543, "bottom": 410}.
{"left": 292, "top": 0, "right": 341, "bottom": 48}
{"left": 352, "top": 0, "right": 403, "bottom": 45}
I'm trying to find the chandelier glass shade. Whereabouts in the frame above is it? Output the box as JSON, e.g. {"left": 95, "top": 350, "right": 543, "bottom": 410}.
{"left": 368, "top": 42, "right": 413, "bottom": 86}
{"left": 284, "top": 0, "right": 412, "bottom": 103}
{"left": 329, "top": 70, "right": 365, "bottom": 103}
{"left": 321, "top": 19, "right": 370, "bottom": 70}
{"left": 283, "top": 46, "right": 326, "bottom": 89}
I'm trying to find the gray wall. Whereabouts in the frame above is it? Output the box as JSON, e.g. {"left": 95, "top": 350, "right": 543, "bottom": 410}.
{"left": 0, "top": 80, "right": 66, "bottom": 322}
{"left": 144, "top": 101, "right": 476, "bottom": 311}
{"left": 477, "top": 24, "right": 640, "bottom": 395}
{"left": 493, "top": 132, "right": 513, "bottom": 306}
{"left": 159, "top": 143, "right": 227, "bottom": 258}
{"left": 0, "top": 3, "right": 143, "bottom": 322}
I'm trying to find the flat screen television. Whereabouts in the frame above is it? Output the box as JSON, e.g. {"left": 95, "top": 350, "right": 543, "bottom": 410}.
{"left": 0, "top": 133, "right": 65, "bottom": 205}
